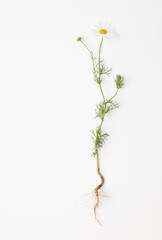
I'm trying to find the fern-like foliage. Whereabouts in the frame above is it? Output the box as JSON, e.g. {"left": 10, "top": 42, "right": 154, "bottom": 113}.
{"left": 91, "top": 55, "right": 111, "bottom": 84}
{"left": 95, "top": 100, "right": 119, "bottom": 119}
{"left": 96, "top": 60, "right": 112, "bottom": 76}
{"left": 115, "top": 75, "right": 124, "bottom": 89}
{"left": 95, "top": 101, "right": 106, "bottom": 119}
{"left": 105, "top": 100, "right": 119, "bottom": 113}
{"left": 90, "top": 126, "right": 109, "bottom": 157}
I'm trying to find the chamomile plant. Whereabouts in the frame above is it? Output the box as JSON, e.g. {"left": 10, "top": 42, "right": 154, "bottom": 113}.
{"left": 77, "top": 23, "right": 124, "bottom": 226}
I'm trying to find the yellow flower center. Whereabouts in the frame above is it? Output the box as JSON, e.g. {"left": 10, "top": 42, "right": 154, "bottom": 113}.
{"left": 99, "top": 29, "right": 107, "bottom": 34}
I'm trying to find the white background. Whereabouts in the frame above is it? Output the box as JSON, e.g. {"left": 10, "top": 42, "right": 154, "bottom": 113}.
{"left": 0, "top": 0, "right": 162, "bottom": 239}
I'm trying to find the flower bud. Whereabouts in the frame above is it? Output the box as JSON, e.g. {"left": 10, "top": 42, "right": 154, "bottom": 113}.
{"left": 76, "top": 37, "right": 82, "bottom": 41}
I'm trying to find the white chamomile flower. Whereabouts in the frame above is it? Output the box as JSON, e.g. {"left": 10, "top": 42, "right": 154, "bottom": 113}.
{"left": 92, "top": 22, "right": 116, "bottom": 39}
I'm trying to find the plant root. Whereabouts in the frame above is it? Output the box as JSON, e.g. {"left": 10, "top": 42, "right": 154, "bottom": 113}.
{"left": 93, "top": 151, "right": 104, "bottom": 226}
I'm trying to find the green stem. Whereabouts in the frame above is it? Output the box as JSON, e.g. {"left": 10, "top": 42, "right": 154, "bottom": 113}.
{"left": 98, "top": 38, "right": 105, "bottom": 102}
{"left": 98, "top": 38, "right": 105, "bottom": 127}
{"left": 97, "top": 87, "right": 119, "bottom": 150}
{"left": 98, "top": 38, "right": 103, "bottom": 82}
{"left": 106, "top": 88, "right": 118, "bottom": 104}
{"left": 80, "top": 40, "right": 91, "bottom": 55}
{"left": 96, "top": 38, "right": 106, "bottom": 144}
{"left": 99, "top": 83, "right": 105, "bottom": 103}
{"left": 80, "top": 40, "right": 97, "bottom": 81}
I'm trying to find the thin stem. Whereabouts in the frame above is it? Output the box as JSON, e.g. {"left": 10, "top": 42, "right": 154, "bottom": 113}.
{"left": 106, "top": 88, "right": 118, "bottom": 104}
{"left": 80, "top": 40, "right": 92, "bottom": 55}
{"left": 80, "top": 40, "right": 97, "bottom": 82}
{"left": 80, "top": 38, "right": 105, "bottom": 213}
{"left": 99, "top": 84, "right": 105, "bottom": 104}
{"left": 95, "top": 151, "right": 104, "bottom": 192}
{"left": 94, "top": 149, "right": 104, "bottom": 226}
{"left": 93, "top": 38, "right": 105, "bottom": 226}
{"left": 98, "top": 38, "right": 103, "bottom": 81}
{"left": 96, "top": 149, "right": 99, "bottom": 170}
{"left": 98, "top": 38, "right": 105, "bottom": 103}
{"left": 97, "top": 38, "right": 106, "bottom": 133}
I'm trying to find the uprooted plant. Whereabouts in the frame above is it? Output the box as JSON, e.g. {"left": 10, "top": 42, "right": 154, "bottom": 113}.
{"left": 76, "top": 24, "right": 124, "bottom": 225}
